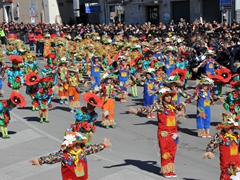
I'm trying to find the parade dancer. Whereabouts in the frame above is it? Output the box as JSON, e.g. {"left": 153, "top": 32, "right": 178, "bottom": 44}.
{"left": 129, "top": 87, "right": 185, "bottom": 178}
{"left": 184, "top": 77, "right": 217, "bottom": 138}
{"left": 43, "top": 34, "right": 52, "bottom": 57}
{"left": 73, "top": 92, "right": 103, "bottom": 146}
{"left": 203, "top": 113, "right": 240, "bottom": 180}
{"left": 164, "top": 46, "right": 176, "bottom": 78}
{"left": 41, "top": 53, "right": 58, "bottom": 85}
{"left": 67, "top": 66, "right": 81, "bottom": 113}
{"left": 25, "top": 72, "right": 41, "bottom": 111}
{"left": 29, "top": 131, "right": 111, "bottom": 180}
{"left": 208, "top": 66, "right": 232, "bottom": 96}
{"left": 165, "top": 68, "right": 189, "bottom": 104}
{"left": 99, "top": 74, "right": 117, "bottom": 129}
{"left": 33, "top": 77, "right": 54, "bottom": 123}
{"left": 57, "top": 57, "right": 69, "bottom": 104}
{"left": 117, "top": 56, "right": 130, "bottom": 103}
{"left": 193, "top": 49, "right": 221, "bottom": 77}
{"left": 220, "top": 74, "right": 240, "bottom": 118}
{"left": 90, "top": 55, "right": 107, "bottom": 92}
{"left": 0, "top": 53, "right": 7, "bottom": 97}
{"left": 141, "top": 68, "right": 157, "bottom": 118}
{"left": 23, "top": 52, "right": 40, "bottom": 75}
{"left": 0, "top": 91, "right": 26, "bottom": 138}
{"left": 7, "top": 55, "right": 25, "bottom": 92}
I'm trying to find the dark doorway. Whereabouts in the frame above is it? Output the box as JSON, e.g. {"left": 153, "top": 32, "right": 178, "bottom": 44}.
{"left": 171, "top": 1, "right": 190, "bottom": 23}
{"left": 148, "top": 6, "right": 159, "bottom": 24}
{"left": 202, "top": 0, "right": 221, "bottom": 22}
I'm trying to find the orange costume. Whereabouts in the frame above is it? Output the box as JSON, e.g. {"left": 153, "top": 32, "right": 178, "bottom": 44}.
{"left": 67, "top": 66, "right": 80, "bottom": 113}
{"left": 99, "top": 75, "right": 117, "bottom": 129}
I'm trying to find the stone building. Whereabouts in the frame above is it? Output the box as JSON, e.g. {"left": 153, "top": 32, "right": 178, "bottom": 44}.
{"left": 0, "top": 0, "right": 238, "bottom": 25}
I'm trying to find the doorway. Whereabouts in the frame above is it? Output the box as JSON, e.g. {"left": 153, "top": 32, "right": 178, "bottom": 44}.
{"left": 148, "top": 6, "right": 159, "bottom": 24}
{"left": 3, "top": 4, "right": 13, "bottom": 22}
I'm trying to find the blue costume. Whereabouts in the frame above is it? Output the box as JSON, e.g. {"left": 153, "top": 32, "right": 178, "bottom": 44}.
{"left": 165, "top": 54, "right": 175, "bottom": 77}
{"left": 143, "top": 77, "right": 156, "bottom": 107}
{"left": 185, "top": 88, "right": 216, "bottom": 137}
{"left": 90, "top": 63, "right": 101, "bottom": 89}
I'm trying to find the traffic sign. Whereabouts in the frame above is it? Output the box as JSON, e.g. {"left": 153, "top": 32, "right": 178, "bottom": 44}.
{"left": 220, "top": 0, "right": 232, "bottom": 7}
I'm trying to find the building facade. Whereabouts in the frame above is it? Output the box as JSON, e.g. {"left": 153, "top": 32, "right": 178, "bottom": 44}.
{"left": 0, "top": 0, "right": 238, "bottom": 25}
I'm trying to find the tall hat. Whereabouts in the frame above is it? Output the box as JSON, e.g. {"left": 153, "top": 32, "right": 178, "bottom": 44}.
{"left": 204, "top": 49, "right": 216, "bottom": 56}
{"left": 158, "top": 87, "right": 177, "bottom": 99}
{"left": 196, "top": 77, "right": 214, "bottom": 88}
{"left": 8, "top": 55, "right": 23, "bottom": 64}
{"left": 215, "top": 113, "right": 240, "bottom": 130}
{"left": 25, "top": 52, "right": 37, "bottom": 62}
{"left": 118, "top": 55, "right": 128, "bottom": 62}
{"left": 230, "top": 74, "right": 240, "bottom": 90}
{"left": 9, "top": 91, "right": 26, "bottom": 108}
{"left": 208, "top": 66, "right": 232, "bottom": 84}
{"left": 142, "top": 68, "right": 155, "bottom": 78}
{"left": 74, "top": 36, "right": 83, "bottom": 41}
{"left": 45, "top": 54, "right": 56, "bottom": 64}
{"left": 59, "top": 57, "right": 68, "bottom": 64}
{"left": 44, "top": 34, "right": 51, "bottom": 38}
{"left": 68, "top": 66, "right": 78, "bottom": 73}
{"left": 101, "top": 73, "right": 116, "bottom": 83}
{"left": 83, "top": 92, "right": 103, "bottom": 110}
{"left": 65, "top": 35, "right": 72, "bottom": 40}
{"left": 164, "top": 46, "right": 174, "bottom": 53}
{"left": 61, "top": 131, "right": 87, "bottom": 149}
{"left": 25, "top": 72, "right": 41, "bottom": 86}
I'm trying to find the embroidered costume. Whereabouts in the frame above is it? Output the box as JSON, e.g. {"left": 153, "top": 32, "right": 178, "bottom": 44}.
{"left": 203, "top": 113, "right": 240, "bottom": 180}
{"left": 30, "top": 131, "right": 110, "bottom": 180}
{"left": 0, "top": 91, "right": 26, "bottom": 138}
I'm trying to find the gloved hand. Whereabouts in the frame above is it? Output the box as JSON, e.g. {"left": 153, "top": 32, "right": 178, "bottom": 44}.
{"left": 69, "top": 96, "right": 74, "bottom": 101}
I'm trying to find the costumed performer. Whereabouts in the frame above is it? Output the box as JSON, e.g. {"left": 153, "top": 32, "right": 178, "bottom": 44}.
{"left": 29, "top": 131, "right": 111, "bottom": 180}
{"left": 0, "top": 91, "right": 26, "bottom": 138}
{"left": 57, "top": 57, "right": 69, "bottom": 105}
{"left": 99, "top": 74, "right": 118, "bottom": 129}
{"left": 184, "top": 77, "right": 217, "bottom": 138}
{"left": 129, "top": 87, "right": 185, "bottom": 178}
{"left": 7, "top": 55, "right": 24, "bottom": 92}
{"left": 33, "top": 76, "right": 54, "bottom": 123}
{"left": 203, "top": 113, "right": 240, "bottom": 180}
{"left": 220, "top": 74, "right": 240, "bottom": 118}
{"left": 25, "top": 72, "right": 41, "bottom": 111}
{"left": 73, "top": 92, "right": 103, "bottom": 146}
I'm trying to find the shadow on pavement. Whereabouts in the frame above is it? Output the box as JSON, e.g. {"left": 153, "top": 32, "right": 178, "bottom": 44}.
{"left": 119, "top": 111, "right": 147, "bottom": 118}
{"left": 126, "top": 98, "right": 143, "bottom": 106}
{"left": 8, "top": 131, "right": 17, "bottom": 135}
{"left": 23, "top": 116, "right": 39, "bottom": 122}
{"left": 210, "top": 122, "right": 219, "bottom": 127}
{"left": 134, "top": 120, "right": 157, "bottom": 126}
{"left": 186, "top": 114, "right": 197, "bottom": 119}
{"left": 17, "top": 106, "right": 33, "bottom": 111}
{"left": 178, "top": 127, "right": 198, "bottom": 137}
{"left": 49, "top": 106, "right": 70, "bottom": 112}
{"left": 104, "top": 159, "right": 160, "bottom": 176}
{"left": 183, "top": 178, "right": 201, "bottom": 180}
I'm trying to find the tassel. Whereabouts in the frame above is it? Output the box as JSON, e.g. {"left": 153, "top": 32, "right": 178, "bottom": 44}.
{"left": 129, "top": 107, "right": 138, "bottom": 114}
{"left": 202, "top": 152, "right": 214, "bottom": 159}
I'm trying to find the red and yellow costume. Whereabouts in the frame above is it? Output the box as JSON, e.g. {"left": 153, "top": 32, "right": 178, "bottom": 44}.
{"left": 130, "top": 87, "right": 184, "bottom": 178}
{"left": 204, "top": 113, "right": 240, "bottom": 180}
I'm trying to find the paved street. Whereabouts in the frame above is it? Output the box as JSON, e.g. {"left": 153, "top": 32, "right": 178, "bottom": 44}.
{"left": 0, "top": 55, "right": 232, "bottom": 180}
